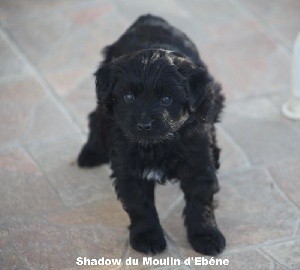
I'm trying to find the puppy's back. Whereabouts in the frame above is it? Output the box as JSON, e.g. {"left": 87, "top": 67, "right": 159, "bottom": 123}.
{"left": 103, "top": 14, "right": 202, "bottom": 65}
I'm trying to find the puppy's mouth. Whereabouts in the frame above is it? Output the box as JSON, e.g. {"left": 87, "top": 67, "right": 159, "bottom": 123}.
{"left": 124, "top": 131, "right": 176, "bottom": 145}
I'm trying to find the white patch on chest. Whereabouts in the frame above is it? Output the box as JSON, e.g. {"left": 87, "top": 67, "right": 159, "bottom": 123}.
{"left": 142, "top": 168, "right": 164, "bottom": 183}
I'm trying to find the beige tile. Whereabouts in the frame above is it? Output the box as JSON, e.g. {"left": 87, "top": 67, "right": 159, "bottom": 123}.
{"left": 0, "top": 33, "right": 30, "bottom": 80}
{"left": 0, "top": 226, "right": 28, "bottom": 270}
{"left": 155, "top": 181, "right": 183, "bottom": 220}
{"left": 269, "top": 159, "right": 300, "bottom": 209}
{"left": 0, "top": 148, "right": 63, "bottom": 219}
{"left": 240, "top": 0, "right": 300, "bottom": 49}
{"left": 21, "top": 97, "right": 78, "bottom": 143}
{"left": 263, "top": 239, "right": 300, "bottom": 269}
{"left": 216, "top": 125, "right": 249, "bottom": 174}
{"left": 204, "top": 33, "right": 290, "bottom": 101}
{"left": 4, "top": 2, "right": 126, "bottom": 99}
{"left": 26, "top": 134, "right": 113, "bottom": 206}
{"left": 178, "top": 0, "right": 262, "bottom": 43}
{"left": 46, "top": 197, "right": 129, "bottom": 229}
{"left": 0, "top": 77, "right": 45, "bottom": 145}
{"left": 8, "top": 216, "right": 127, "bottom": 269}
{"left": 221, "top": 97, "right": 300, "bottom": 166}
{"left": 64, "top": 76, "right": 97, "bottom": 131}
{"left": 0, "top": 0, "right": 95, "bottom": 21}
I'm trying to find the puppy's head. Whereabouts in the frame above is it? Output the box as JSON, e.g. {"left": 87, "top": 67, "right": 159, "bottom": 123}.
{"left": 95, "top": 49, "right": 213, "bottom": 144}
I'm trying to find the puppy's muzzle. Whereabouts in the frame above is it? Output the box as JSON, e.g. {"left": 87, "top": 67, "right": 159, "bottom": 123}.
{"left": 137, "top": 118, "right": 154, "bottom": 131}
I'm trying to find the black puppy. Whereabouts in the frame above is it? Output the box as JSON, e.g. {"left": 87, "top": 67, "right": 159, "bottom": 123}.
{"left": 78, "top": 14, "right": 225, "bottom": 255}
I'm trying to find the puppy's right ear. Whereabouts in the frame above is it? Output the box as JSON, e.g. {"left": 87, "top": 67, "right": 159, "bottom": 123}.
{"left": 94, "top": 64, "right": 114, "bottom": 103}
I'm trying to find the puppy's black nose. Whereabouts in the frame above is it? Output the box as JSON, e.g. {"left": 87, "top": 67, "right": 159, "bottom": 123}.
{"left": 137, "top": 119, "right": 153, "bottom": 131}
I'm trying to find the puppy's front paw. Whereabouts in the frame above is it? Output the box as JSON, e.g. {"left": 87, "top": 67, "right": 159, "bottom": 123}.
{"left": 130, "top": 226, "right": 166, "bottom": 254}
{"left": 77, "top": 145, "right": 108, "bottom": 168}
{"left": 188, "top": 226, "right": 226, "bottom": 255}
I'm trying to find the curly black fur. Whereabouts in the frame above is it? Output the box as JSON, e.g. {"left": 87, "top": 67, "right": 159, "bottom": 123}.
{"left": 78, "top": 14, "right": 225, "bottom": 255}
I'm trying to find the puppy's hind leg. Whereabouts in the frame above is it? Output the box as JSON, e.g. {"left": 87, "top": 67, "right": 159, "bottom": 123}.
{"left": 77, "top": 109, "right": 109, "bottom": 167}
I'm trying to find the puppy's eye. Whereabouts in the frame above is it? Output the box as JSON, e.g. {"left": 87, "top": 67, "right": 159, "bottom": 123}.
{"left": 161, "top": 96, "right": 172, "bottom": 106}
{"left": 124, "top": 92, "right": 135, "bottom": 103}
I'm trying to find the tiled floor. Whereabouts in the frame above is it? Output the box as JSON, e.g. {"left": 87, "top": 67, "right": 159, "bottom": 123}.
{"left": 0, "top": 0, "right": 299, "bottom": 269}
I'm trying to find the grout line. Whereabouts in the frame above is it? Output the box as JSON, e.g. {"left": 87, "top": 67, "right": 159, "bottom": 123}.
{"left": 225, "top": 87, "right": 288, "bottom": 105}
{"left": 121, "top": 240, "right": 130, "bottom": 262}
{"left": 224, "top": 235, "right": 300, "bottom": 256}
{"left": 22, "top": 145, "right": 68, "bottom": 209}
{"left": 216, "top": 124, "right": 252, "bottom": 168}
{"left": 293, "top": 219, "right": 300, "bottom": 237}
{"left": 258, "top": 249, "right": 286, "bottom": 270}
{"left": 265, "top": 168, "right": 300, "bottom": 214}
{"left": 0, "top": 25, "right": 86, "bottom": 140}
{"left": 6, "top": 223, "right": 33, "bottom": 270}
{"left": 163, "top": 232, "right": 193, "bottom": 270}
{"left": 161, "top": 193, "right": 184, "bottom": 221}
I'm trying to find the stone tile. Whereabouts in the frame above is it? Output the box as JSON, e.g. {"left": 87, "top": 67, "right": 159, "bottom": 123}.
{"left": 0, "top": 77, "right": 45, "bottom": 145}
{"left": 155, "top": 182, "right": 183, "bottom": 220}
{"left": 0, "top": 225, "right": 28, "bottom": 270}
{"left": 240, "top": 0, "right": 300, "bottom": 49}
{"left": 221, "top": 97, "right": 300, "bottom": 166}
{"left": 46, "top": 197, "right": 129, "bottom": 229}
{"left": 263, "top": 239, "right": 300, "bottom": 269}
{"left": 296, "top": 220, "right": 300, "bottom": 236}
{"left": 69, "top": 226, "right": 128, "bottom": 263}
{"left": 0, "top": 147, "right": 39, "bottom": 174}
{"left": 26, "top": 133, "right": 114, "bottom": 206}
{"left": 43, "top": 7, "right": 126, "bottom": 98}
{"left": 4, "top": 2, "right": 126, "bottom": 99}
{"left": 163, "top": 168, "right": 298, "bottom": 257}
{"left": 161, "top": 199, "right": 189, "bottom": 253}
{"left": 273, "top": 264, "right": 288, "bottom": 270}
{"left": 3, "top": 12, "right": 71, "bottom": 67}
{"left": 204, "top": 33, "right": 290, "bottom": 101}
{"left": 0, "top": 75, "right": 77, "bottom": 145}
{"left": 115, "top": 0, "right": 190, "bottom": 22}
{"left": 25, "top": 133, "right": 84, "bottom": 172}
{"left": 177, "top": 0, "right": 262, "bottom": 43}
{"left": 21, "top": 97, "right": 78, "bottom": 143}
{"left": 0, "top": 148, "right": 63, "bottom": 219}
{"left": 269, "top": 159, "right": 300, "bottom": 209}
{"left": 64, "top": 76, "right": 97, "bottom": 132}
{"left": 216, "top": 125, "right": 249, "bottom": 174}
{"left": 0, "top": 0, "right": 95, "bottom": 22}
{"left": 7, "top": 216, "right": 127, "bottom": 269}
{"left": 0, "top": 33, "right": 30, "bottom": 81}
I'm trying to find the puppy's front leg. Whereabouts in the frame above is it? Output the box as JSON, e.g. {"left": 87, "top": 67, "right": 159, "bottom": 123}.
{"left": 114, "top": 177, "right": 166, "bottom": 254}
{"left": 180, "top": 166, "right": 226, "bottom": 255}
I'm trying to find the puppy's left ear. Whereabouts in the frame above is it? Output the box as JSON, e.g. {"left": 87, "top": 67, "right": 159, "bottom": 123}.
{"left": 186, "top": 67, "right": 211, "bottom": 113}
